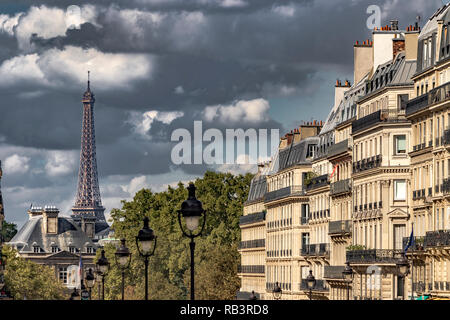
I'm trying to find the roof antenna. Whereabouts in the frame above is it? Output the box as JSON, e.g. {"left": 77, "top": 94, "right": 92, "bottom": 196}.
{"left": 87, "top": 70, "right": 90, "bottom": 91}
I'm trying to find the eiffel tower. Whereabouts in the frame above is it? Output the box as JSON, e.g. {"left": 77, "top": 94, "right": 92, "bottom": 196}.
{"left": 72, "top": 72, "right": 109, "bottom": 236}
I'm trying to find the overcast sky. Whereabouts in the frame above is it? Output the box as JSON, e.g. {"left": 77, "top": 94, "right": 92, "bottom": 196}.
{"left": 0, "top": 0, "right": 444, "bottom": 228}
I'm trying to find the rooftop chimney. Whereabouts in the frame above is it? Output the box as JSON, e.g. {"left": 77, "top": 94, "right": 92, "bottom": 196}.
{"left": 390, "top": 20, "right": 399, "bottom": 31}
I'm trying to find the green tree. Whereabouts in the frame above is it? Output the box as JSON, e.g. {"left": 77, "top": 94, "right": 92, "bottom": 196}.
{"left": 2, "top": 245, "right": 65, "bottom": 300}
{"left": 1, "top": 221, "right": 17, "bottom": 242}
{"left": 101, "top": 170, "right": 253, "bottom": 300}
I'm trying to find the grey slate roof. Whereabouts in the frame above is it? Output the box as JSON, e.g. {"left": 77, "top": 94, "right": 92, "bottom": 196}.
{"left": 8, "top": 216, "right": 97, "bottom": 253}
{"left": 278, "top": 137, "right": 319, "bottom": 171}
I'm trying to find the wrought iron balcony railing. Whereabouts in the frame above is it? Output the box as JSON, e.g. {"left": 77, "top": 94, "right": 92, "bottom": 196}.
{"left": 402, "top": 236, "right": 425, "bottom": 252}
{"left": 330, "top": 179, "right": 352, "bottom": 196}
{"left": 302, "top": 243, "right": 330, "bottom": 256}
{"left": 346, "top": 249, "right": 403, "bottom": 264}
{"left": 406, "top": 81, "right": 450, "bottom": 116}
{"left": 238, "top": 239, "right": 265, "bottom": 250}
{"left": 239, "top": 211, "right": 266, "bottom": 226}
{"left": 323, "top": 266, "right": 346, "bottom": 279}
{"left": 306, "top": 175, "right": 329, "bottom": 191}
{"left": 299, "top": 279, "right": 329, "bottom": 291}
{"left": 327, "top": 139, "right": 350, "bottom": 158}
{"left": 352, "top": 109, "right": 407, "bottom": 134}
{"left": 353, "top": 155, "right": 382, "bottom": 173}
{"left": 329, "top": 220, "right": 352, "bottom": 235}
{"left": 238, "top": 265, "right": 265, "bottom": 274}
{"left": 424, "top": 230, "right": 450, "bottom": 248}
{"left": 264, "top": 185, "right": 305, "bottom": 202}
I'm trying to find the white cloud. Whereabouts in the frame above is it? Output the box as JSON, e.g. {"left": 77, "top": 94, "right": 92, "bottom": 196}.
{"left": 272, "top": 5, "right": 296, "bottom": 17}
{"left": 0, "top": 46, "right": 154, "bottom": 89}
{"left": 216, "top": 154, "right": 257, "bottom": 175}
{"left": 4, "top": 154, "right": 30, "bottom": 174}
{"left": 203, "top": 99, "right": 271, "bottom": 124}
{"left": 11, "top": 5, "right": 97, "bottom": 52}
{"left": 0, "top": 12, "right": 23, "bottom": 36}
{"left": 127, "top": 110, "right": 184, "bottom": 138}
{"left": 220, "top": 0, "right": 247, "bottom": 8}
{"left": 174, "top": 86, "right": 185, "bottom": 94}
{"left": 45, "top": 150, "right": 78, "bottom": 177}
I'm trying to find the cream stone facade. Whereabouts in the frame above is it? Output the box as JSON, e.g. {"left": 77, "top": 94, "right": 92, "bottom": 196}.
{"left": 238, "top": 6, "right": 450, "bottom": 301}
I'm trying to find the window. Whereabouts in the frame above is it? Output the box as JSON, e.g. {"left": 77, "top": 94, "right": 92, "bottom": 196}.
{"left": 51, "top": 246, "right": 59, "bottom": 253}
{"left": 69, "top": 247, "right": 76, "bottom": 253}
{"left": 59, "top": 267, "right": 68, "bottom": 284}
{"left": 33, "top": 246, "right": 40, "bottom": 253}
{"left": 86, "top": 247, "right": 95, "bottom": 254}
{"left": 394, "top": 135, "right": 406, "bottom": 154}
{"left": 306, "top": 144, "right": 315, "bottom": 158}
{"left": 397, "top": 94, "right": 409, "bottom": 110}
{"left": 394, "top": 180, "right": 407, "bottom": 201}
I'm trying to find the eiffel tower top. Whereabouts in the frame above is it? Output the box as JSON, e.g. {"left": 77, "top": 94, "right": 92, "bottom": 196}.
{"left": 82, "top": 71, "right": 95, "bottom": 103}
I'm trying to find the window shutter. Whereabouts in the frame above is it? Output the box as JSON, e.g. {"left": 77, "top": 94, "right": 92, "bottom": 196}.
{"left": 432, "top": 33, "right": 436, "bottom": 65}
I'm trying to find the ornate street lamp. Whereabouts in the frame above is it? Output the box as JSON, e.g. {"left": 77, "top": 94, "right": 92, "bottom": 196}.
{"left": 95, "top": 250, "right": 109, "bottom": 300}
{"left": 136, "top": 217, "right": 157, "bottom": 300}
{"left": 342, "top": 262, "right": 353, "bottom": 300}
{"left": 85, "top": 268, "right": 95, "bottom": 300}
{"left": 249, "top": 290, "right": 258, "bottom": 300}
{"left": 70, "top": 287, "right": 81, "bottom": 300}
{"left": 115, "top": 238, "right": 131, "bottom": 300}
{"left": 396, "top": 254, "right": 410, "bottom": 300}
{"left": 272, "top": 282, "right": 282, "bottom": 300}
{"left": 306, "top": 270, "right": 316, "bottom": 300}
{"left": 177, "top": 183, "right": 206, "bottom": 301}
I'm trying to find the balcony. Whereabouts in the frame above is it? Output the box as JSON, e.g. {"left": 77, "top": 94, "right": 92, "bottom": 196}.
{"left": 238, "top": 265, "right": 265, "bottom": 274}
{"left": 424, "top": 230, "right": 450, "bottom": 248}
{"left": 300, "top": 279, "right": 329, "bottom": 292}
{"left": 323, "top": 266, "right": 346, "bottom": 280}
{"left": 328, "top": 220, "right": 352, "bottom": 236}
{"left": 330, "top": 179, "right": 352, "bottom": 196}
{"left": 346, "top": 249, "right": 403, "bottom": 264}
{"left": 444, "top": 178, "right": 450, "bottom": 195}
{"left": 302, "top": 243, "right": 330, "bottom": 257}
{"left": 266, "top": 282, "right": 291, "bottom": 291}
{"left": 306, "top": 175, "right": 329, "bottom": 192}
{"left": 445, "top": 129, "right": 450, "bottom": 146}
{"left": 402, "top": 236, "right": 425, "bottom": 252}
{"left": 239, "top": 211, "right": 266, "bottom": 226}
{"left": 301, "top": 216, "right": 310, "bottom": 225}
{"left": 353, "top": 155, "right": 382, "bottom": 173}
{"left": 238, "top": 239, "right": 265, "bottom": 250}
{"left": 352, "top": 109, "right": 407, "bottom": 134}
{"left": 406, "top": 81, "right": 450, "bottom": 116}
{"left": 327, "top": 139, "right": 350, "bottom": 158}
{"left": 264, "top": 185, "right": 305, "bottom": 203}
{"left": 412, "top": 282, "right": 426, "bottom": 293}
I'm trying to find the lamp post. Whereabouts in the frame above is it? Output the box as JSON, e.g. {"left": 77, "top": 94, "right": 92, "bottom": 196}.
{"left": 96, "top": 250, "right": 109, "bottom": 300}
{"left": 0, "top": 246, "right": 5, "bottom": 292}
{"left": 177, "top": 183, "right": 206, "bottom": 301}
{"left": 396, "top": 254, "right": 410, "bottom": 300}
{"left": 85, "top": 268, "right": 95, "bottom": 300}
{"left": 272, "top": 282, "right": 282, "bottom": 300}
{"left": 306, "top": 270, "right": 316, "bottom": 300}
{"left": 115, "top": 238, "right": 131, "bottom": 300}
{"left": 342, "top": 262, "right": 353, "bottom": 300}
{"left": 136, "top": 217, "right": 157, "bottom": 301}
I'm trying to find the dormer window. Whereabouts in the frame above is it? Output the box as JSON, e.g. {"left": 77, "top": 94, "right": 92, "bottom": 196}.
{"left": 33, "top": 245, "right": 41, "bottom": 253}
{"left": 86, "top": 247, "right": 95, "bottom": 254}
{"left": 51, "top": 246, "right": 59, "bottom": 253}
{"left": 69, "top": 247, "right": 77, "bottom": 254}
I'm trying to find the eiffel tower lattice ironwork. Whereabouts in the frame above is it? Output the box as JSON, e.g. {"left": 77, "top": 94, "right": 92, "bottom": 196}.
{"left": 72, "top": 72, "right": 106, "bottom": 224}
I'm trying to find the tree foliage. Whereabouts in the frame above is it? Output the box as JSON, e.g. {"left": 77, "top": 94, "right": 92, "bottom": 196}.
{"left": 1, "top": 221, "right": 17, "bottom": 242}
{"left": 97, "top": 170, "right": 253, "bottom": 300}
{"left": 1, "top": 245, "right": 66, "bottom": 300}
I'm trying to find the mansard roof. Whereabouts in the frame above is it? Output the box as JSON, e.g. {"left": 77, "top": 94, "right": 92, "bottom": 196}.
{"left": 278, "top": 136, "right": 319, "bottom": 172}
{"left": 8, "top": 216, "right": 97, "bottom": 253}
